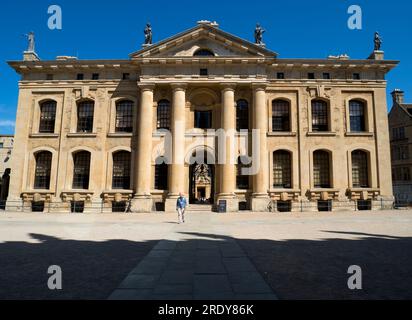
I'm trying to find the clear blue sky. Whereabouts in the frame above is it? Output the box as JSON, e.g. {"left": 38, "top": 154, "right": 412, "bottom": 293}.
{"left": 1, "top": 0, "right": 411, "bottom": 134}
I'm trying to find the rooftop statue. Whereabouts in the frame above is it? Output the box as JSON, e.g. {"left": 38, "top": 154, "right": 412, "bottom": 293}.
{"left": 24, "top": 31, "right": 35, "bottom": 52}
{"left": 144, "top": 23, "right": 153, "bottom": 45}
{"left": 374, "top": 31, "right": 382, "bottom": 51}
{"left": 254, "top": 23, "right": 265, "bottom": 45}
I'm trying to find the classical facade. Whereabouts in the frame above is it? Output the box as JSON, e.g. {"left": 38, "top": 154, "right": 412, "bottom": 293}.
{"left": 0, "top": 135, "right": 13, "bottom": 206}
{"left": 389, "top": 89, "right": 412, "bottom": 205}
{"left": 7, "top": 21, "right": 398, "bottom": 213}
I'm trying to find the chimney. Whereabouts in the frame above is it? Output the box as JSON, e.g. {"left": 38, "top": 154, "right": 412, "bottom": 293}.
{"left": 391, "top": 89, "right": 405, "bottom": 105}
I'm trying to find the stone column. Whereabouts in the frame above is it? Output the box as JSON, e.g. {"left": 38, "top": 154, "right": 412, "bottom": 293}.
{"left": 217, "top": 83, "right": 238, "bottom": 212}
{"left": 373, "top": 87, "right": 394, "bottom": 209}
{"left": 251, "top": 84, "right": 270, "bottom": 211}
{"left": 165, "top": 84, "right": 187, "bottom": 212}
{"left": 131, "top": 83, "right": 154, "bottom": 212}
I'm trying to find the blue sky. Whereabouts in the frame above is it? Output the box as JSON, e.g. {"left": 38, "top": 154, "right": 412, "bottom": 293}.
{"left": 0, "top": 0, "right": 411, "bottom": 134}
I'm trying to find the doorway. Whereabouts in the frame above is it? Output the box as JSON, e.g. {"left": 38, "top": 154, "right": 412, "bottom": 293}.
{"left": 189, "top": 162, "right": 215, "bottom": 205}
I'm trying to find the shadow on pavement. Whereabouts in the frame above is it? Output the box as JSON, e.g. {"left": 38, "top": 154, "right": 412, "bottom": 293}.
{"left": 0, "top": 231, "right": 411, "bottom": 299}
{"left": 0, "top": 234, "right": 156, "bottom": 300}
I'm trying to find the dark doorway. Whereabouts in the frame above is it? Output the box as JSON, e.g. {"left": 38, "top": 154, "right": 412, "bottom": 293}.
{"left": 0, "top": 169, "right": 11, "bottom": 210}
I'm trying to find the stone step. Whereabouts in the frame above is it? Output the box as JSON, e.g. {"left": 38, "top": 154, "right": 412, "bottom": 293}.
{"left": 187, "top": 205, "right": 213, "bottom": 212}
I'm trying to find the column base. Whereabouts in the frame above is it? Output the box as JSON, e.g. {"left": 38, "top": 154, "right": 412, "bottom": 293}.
{"left": 5, "top": 198, "right": 23, "bottom": 212}
{"left": 333, "top": 201, "right": 355, "bottom": 212}
{"left": 372, "top": 196, "right": 394, "bottom": 210}
{"left": 165, "top": 197, "right": 178, "bottom": 213}
{"left": 251, "top": 194, "right": 270, "bottom": 212}
{"left": 216, "top": 194, "right": 239, "bottom": 212}
{"left": 131, "top": 197, "right": 153, "bottom": 213}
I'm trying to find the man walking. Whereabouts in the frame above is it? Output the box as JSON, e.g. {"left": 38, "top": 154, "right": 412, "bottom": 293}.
{"left": 176, "top": 193, "right": 187, "bottom": 224}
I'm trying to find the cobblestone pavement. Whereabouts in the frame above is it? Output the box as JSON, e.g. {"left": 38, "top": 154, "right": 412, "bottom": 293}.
{"left": 1, "top": 210, "right": 412, "bottom": 299}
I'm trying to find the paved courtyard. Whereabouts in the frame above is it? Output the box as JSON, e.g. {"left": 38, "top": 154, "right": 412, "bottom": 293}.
{"left": 0, "top": 210, "right": 412, "bottom": 300}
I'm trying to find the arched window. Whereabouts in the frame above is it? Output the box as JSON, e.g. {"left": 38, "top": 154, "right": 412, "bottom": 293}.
{"left": 349, "top": 100, "right": 366, "bottom": 132}
{"left": 236, "top": 156, "right": 250, "bottom": 190}
{"left": 311, "top": 100, "right": 329, "bottom": 132}
{"left": 155, "top": 157, "right": 168, "bottom": 190}
{"left": 352, "top": 150, "right": 369, "bottom": 188}
{"left": 236, "top": 99, "right": 249, "bottom": 131}
{"left": 157, "top": 100, "right": 171, "bottom": 130}
{"left": 313, "top": 150, "right": 331, "bottom": 188}
{"left": 72, "top": 151, "right": 91, "bottom": 189}
{"left": 272, "top": 100, "right": 290, "bottom": 132}
{"left": 34, "top": 151, "right": 52, "bottom": 189}
{"left": 112, "top": 151, "right": 131, "bottom": 189}
{"left": 115, "top": 100, "right": 134, "bottom": 133}
{"left": 77, "top": 101, "right": 94, "bottom": 133}
{"left": 39, "top": 101, "right": 57, "bottom": 133}
{"left": 193, "top": 49, "right": 215, "bottom": 57}
{"left": 273, "top": 150, "right": 292, "bottom": 188}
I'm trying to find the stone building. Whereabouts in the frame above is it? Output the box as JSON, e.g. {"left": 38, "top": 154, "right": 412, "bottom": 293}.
{"left": 0, "top": 134, "right": 13, "bottom": 207}
{"left": 7, "top": 21, "right": 398, "bottom": 213}
{"left": 389, "top": 89, "right": 412, "bottom": 205}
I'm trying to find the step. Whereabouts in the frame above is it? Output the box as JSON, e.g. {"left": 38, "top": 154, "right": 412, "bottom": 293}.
{"left": 187, "top": 205, "right": 213, "bottom": 212}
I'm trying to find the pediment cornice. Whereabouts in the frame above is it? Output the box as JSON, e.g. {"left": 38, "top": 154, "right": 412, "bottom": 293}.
{"left": 129, "top": 24, "right": 278, "bottom": 59}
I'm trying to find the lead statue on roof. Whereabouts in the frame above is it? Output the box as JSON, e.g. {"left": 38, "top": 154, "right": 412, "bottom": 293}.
{"left": 24, "top": 31, "right": 35, "bottom": 52}
{"left": 374, "top": 31, "right": 382, "bottom": 51}
{"left": 254, "top": 23, "right": 265, "bottom": 45}
{"left": 144, "top": 23, "right": 152, "bottom": 45}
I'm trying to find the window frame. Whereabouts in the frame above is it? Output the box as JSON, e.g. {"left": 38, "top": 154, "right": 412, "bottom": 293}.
{"left": 236, "top": 99, "right": 249, "bottom": 131}
{"left": 351, "top": 150, "right": 369, "bottom": 188}
{"left": 236, "top": 156, "right": 251, "bottom": 190}
{"left": 115, "top": 100, "right": 134, "bottom": 133}
{"left": 313, "top": 150, "right": 331, "bottom": 188}
{"left": 311, "top": 100, "right": 329, "bottom": 132}
{"left": 154, "top": 158, "right": 168, "bottom": 190}
{"left": 39, "top": 100, "right": 57, "bottom": 133}
{"left": 76, "top": 100, "right": 95, "bottom": 133}
{"left": 194, "top": 110, "right": 212, "bottom": 129}
{"left": 273, "top": 150, "right": 292, "bottom": 189}
{"left": 277, "top": 72, "right": 285, "bottom": 79}
{"left": 349, "top": 100, "right": 366, "bottom": 132}
{"left": 34, "top": 151, "right": 52, "bottom": 190}
{"left": 72, "top": 151, "right": 91, "bottom": 190}
{"left": 112, "top": 151, "right": 131, "bottom": 190}
{"left": 323, "top": 72, "right": 331, "bottom": 80}
{"left": 157, "top": 99, "right": 171, "bottom": 130}
{"left": 272, "top": 99, "right": 291, "bottom": 132}
{"left": 193, "top": 48, "right": 215, "bottom": 57}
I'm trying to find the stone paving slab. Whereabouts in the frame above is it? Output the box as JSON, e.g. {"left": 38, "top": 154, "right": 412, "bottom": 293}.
{"left": 108, "top": 215, "right": 278, "bottom": 300}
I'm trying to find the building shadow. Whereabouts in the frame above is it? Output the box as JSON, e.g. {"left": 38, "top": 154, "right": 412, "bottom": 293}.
{"left": 0, "top": 231, "right": 411, "bottom": 299}
{"left": 0, "top": 234, "right": 156, "bottom": 300}
{"left": 180, "top": 231, "right": 412, "bottom": 300}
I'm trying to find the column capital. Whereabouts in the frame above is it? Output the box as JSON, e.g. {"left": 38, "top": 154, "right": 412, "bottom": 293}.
{"left": 170, "top": 83, "right": 187, "bottom": 91}
{"left": 252, "top": 83, "right": 268, "bottom": 91}
{"left": 138, "top": 83, "right": 155, "bottom": 91}
{"left": 220, "top": 82, "right": 237, "bottom": 92}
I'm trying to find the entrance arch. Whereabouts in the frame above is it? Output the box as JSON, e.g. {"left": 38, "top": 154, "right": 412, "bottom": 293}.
{"left": 187, "top": 148, "right": 216, "bottom": 205}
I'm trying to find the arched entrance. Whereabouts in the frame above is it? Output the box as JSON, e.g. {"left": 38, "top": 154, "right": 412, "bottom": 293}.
{"left": 188, "top": 149, "right": 215, "bottom": 205}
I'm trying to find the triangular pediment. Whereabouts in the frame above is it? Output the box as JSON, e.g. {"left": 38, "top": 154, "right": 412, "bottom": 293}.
{"left": 130, "top": 23, "right": 277, "bottom": 59}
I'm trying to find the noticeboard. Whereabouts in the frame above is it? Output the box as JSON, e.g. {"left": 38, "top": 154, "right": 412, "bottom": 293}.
{"left": 218, "top": 200, "right": 227, "bottom": 213}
